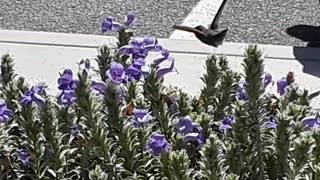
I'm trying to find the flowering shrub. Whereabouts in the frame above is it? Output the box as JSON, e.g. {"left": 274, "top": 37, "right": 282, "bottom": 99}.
{"left": 0, "top": 13, "right": 320, "bottom": 180}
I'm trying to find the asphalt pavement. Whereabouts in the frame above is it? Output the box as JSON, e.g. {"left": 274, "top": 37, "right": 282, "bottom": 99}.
{"left": 0, "top": 0, "right": 199, "bottom": 38}
{"left": 219, "top": 0, "right": 320, "bottom": 46}
{"left": 0, "top": 0, "right": 319, "bottom": 46}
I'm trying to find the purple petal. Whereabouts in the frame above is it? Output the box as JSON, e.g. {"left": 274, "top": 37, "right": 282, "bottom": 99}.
{"left": 107, "top": 62, "right": 126, "bottom": 84}
{"left": 219, "top": 124, "right": 232, "bottom": 132}
{"left": 143, "top": 37, "right": 157, "bottom": 45}
{"left": 102, "top": 16, "right": 123, "bottom": 32}
{"left": 58, "top": 90, "right": 76, "bottom": 106}
{"left": 150, "top": 139, "right": 166, "bottom": 148}
{"left": 111, "top": 22, "right": 123, "bottom": 31}
{"left": 119, "top": 45, "right": 133, "bottom": 55}
{"left": 134, "top": 109, "right": 148, "bottom": 118}
{"left": 238, "top": 79, "right": 248, "bottom": 88}
{"left": 33, "top": 85, "right": 45, "bottom": 95}
{"left": 152, "top": 133, "right": 165, "bottom": 141}
{"left": 263, "top": 72, "right": 273, "bottom": 87}
{"left": 131, "top": 39, "right": 144, "bottom": 47}
{"left": 61, "top": 69, "right": 73, "bottom": 79}
{"left": 277, "top": 78, "right": 288, "bottom": 95}
{"left": 91, "top": 80, "right": 107, "bottom": 94}
{"left": 140, "top": 114, "right": 153, "bottom": 123}
{"left": 124, "top": 13, "right": 137, "bottom": 27}
{"left": 184, "top": 132, "right": 204, "bottom": 145}
{"left": 266, "top": 121, "right": 278, "bottom": 129}
{"left": 0, "top": 101, "right": 7, "bottom": 114}
{"left": 164, "top": 143, "right": 172, "bottom": 151}
{"left": 133, "top": 58, "right": 145, "bottom": 67}
{"left": 176, "top": 116, "right": 194, "bottom": 134}
{"left": 102, "top": 17, "right": 113, "bottom": 32}
{"left": 17, "top": 150, "right": 30, "bottom": 161}
{"left": 20, "top": 95, "right": 32, "bottom": 105}
{"left": 133, "top": 109, "right": 154, "bottom": 127}
{"left": 145, "top": 133, "right": 171, "bottom": 155}
{"left": 144, "top": 37, "right": 158, "bottom": 51}
{"left": 126, "top": 66, "right": 142, "bottom": 80}
{"left": 156, "top": 57, "right": 176, "bottom": 77}
{"left": 154, "top": 49, "right": 169, "bottom": 65}
{"left": 301, "top": 114, "right": 320, "bottom": 129}
{"left": 151, "top": 147, "right": 165, "bottom": 155}
{"left": 33, "top": 93, "right": 46, "bottom": 106}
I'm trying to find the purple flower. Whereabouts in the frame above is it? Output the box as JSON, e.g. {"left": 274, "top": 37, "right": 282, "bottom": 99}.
{"left": 91, "top": 80, "right": 107, "bottom": 94}
{"left": 176, "top": 116, "right": 205, "bottom": 145}
{"left": 176, "top": 116, "right": 196, "bottom": 134}
{"left": 58, "top": 90, "right": 76, "bottom": 106}
{"left": 102, "top": 16, "right": 122, "bottom": 32}
{"left": 156, "top": 58, "right": 176, "bottom": 77}
{"left": 0, "top": 100, "right": 13, "bottom": 124}
{"left": 58, "top": 69, "right": 77, "bottom": 90}
{"left": 17, "top": 149, "right": 30, "bottom": 168}
{"left": 236, "top": 80, "right": 248, "bottom": 101}
{"left": 222, "top": 114, "right": 235, "bottom": 125}
{"left": 263, "top": 72, "right": 274, "bottom": 88}
{"left": 216, "top": 114, "right": 235, "bottom": 132}
{"left": 277, "top": 78, "right": 288, "bottom": 95}
{"left": 145, "top": 133, "right": 172, "bottom": 156}
{"left": 184, "top": 126, "right": 205, "bottom": 145}
{"left": 106, "top": 62, "right": 126, "bottom": 84}
{"left": 132, "top": 58, "right": 146, "bottom": 68}
{"left": 132, "top": 109, "right": 154, "bottom": 128}
{"left": 124, "top": 13, "right": 137, "bottom": 28}
{"left": 301, "top": 114, "right": 320, "bottom": 130}
{"left": 143, "top": 37, "right": 159, "bottom": 50}
{"left": 154, "top": 48, "right": 170, "bottom": 65}
{"left": 119, "top": 38, "right": 158, "bottom": 59}
{"left": 125, "top": 58, "right": 149, "bottom": 81}
{"left": 20, "top": 86, "right": 46, "bottom": 106}
{"left": 219, "top": 124, "right": 232, "bottom": 132}
{"left": 126, "top": 66, "right": 142, "bottom": 81}
{"left": 126, "top": 58, "right": 146, "bottom": 81}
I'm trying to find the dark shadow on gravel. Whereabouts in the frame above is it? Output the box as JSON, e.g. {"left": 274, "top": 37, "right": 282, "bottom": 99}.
{"left": 285, "top": 24, "right": 320, "bottom": 78}
{"left": 286, "top": 25, "right": 320, "bottom": 47}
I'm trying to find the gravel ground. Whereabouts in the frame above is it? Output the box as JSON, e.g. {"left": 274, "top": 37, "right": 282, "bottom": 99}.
{"left": 0, "top": 0, "right": 319, "bottom": 46}
{"left": 0, "top": 0, "right": 199, "bottom": 38}
{"left": 219, "top": 0, "right": 320, "bottom": 46}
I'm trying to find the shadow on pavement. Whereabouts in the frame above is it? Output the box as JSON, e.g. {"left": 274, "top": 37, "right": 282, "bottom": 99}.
{"left": 285, "top": 24, "right": 320, "bottom": 78}
{"left": 286, "top": 24, "right": 320, "bottom": 47}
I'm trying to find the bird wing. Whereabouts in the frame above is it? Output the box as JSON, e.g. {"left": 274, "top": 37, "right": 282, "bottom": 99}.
{"left": 172, "top": 25, "right": 206, "bottom": 36}
{"left": 210, "top": 0, "right": 228, "bottom": 30}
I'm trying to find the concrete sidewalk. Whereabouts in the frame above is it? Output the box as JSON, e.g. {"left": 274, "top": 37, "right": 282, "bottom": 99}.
{"left": 0, "top": 30, "right": 319, "bottom": 105}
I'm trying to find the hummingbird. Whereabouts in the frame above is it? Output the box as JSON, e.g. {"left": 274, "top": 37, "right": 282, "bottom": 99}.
{"left": 172, "top": 0, "right": 228, "bottom": 47}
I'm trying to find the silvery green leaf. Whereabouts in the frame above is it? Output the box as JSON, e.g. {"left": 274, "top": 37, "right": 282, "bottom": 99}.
{"left": 47, "top": 168, "right": 56, "bottom": 178}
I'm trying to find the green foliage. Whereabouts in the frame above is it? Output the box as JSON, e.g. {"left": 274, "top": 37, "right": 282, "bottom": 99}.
{"left": 0, "top": 39, "right": 319, "bottom": 180}
{"left": 199, "top": 134, "right": 227, "bottom": 180}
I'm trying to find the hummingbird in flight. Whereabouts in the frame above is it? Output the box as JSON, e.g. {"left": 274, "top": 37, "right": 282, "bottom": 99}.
{"left": 172, "top": 0, "right": 228, "bottom": 47}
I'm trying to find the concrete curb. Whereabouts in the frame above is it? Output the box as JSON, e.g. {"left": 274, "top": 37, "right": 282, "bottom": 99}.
{"left": 0, "top": 30, "right": 319, "bottom": 61}
{"left": 0, "top": 29, "right": 320, "bottom": 108}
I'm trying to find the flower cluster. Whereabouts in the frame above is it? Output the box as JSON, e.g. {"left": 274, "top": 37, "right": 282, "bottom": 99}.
{"left": 57, "top": 69, "right": 78, "bottom": 106}
{"left": 102, "top": 13, "right": 137, "bottom": 32}
{"left": 102, "top": 13, "right": 176, "bottom": 82}
{"left": 0, "top": 100, "right": 13, "bottom": 124}
{"left": 236, "top": 71, "right": 291, "bottom": 102}
{"left": 20, "top": 84, "right": 46, "bottom": 106}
